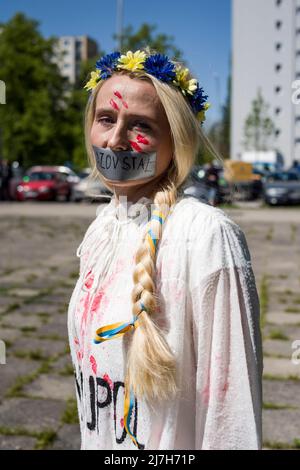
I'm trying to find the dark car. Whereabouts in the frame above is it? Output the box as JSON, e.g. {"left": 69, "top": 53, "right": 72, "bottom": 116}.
{"left": 263, "top": 171, "right": 300, "bottom": 206}
{"left": 16, "top": 165, "right": 80, "bottom": 202}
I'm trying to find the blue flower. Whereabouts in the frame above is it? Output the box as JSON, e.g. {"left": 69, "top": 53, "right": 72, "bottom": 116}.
{"left": 96, "top": 52, "right": 121, "bottom": 79}
{"left": 144, "top": 54, "right": 176, "bottom": 82}
{"left": 188, "top": 84, "right": 208, "bottom": 113}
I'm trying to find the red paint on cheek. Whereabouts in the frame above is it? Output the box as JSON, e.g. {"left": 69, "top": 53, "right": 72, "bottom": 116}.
{"left": 136, "top": 134, "right": 149, "bottom": 145}
{"left": 129, "top": 140, "right": 143, "bottom": 152}
{"left": 122, "top": 100, "right": 128, "bottom": 109}
{"left": 109, "top": 99, "right": 119, "bottom": 111}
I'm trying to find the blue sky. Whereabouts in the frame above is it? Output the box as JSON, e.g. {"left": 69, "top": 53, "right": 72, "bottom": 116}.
{"left": 0, "top": 0, "right": 231, "bottom": 125}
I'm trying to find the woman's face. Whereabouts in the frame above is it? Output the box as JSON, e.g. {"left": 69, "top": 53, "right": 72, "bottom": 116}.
{"left": 90, "top": 74, "right": 173, "bottom": 192}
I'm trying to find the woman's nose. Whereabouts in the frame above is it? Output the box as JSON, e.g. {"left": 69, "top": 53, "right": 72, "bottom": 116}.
{"left": 107, "top": 123, "right": 130, "bottom": 151}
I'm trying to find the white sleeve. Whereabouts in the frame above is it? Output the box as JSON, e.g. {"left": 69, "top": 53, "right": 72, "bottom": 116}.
{"left": 188, "top": 216, "right": 263, "bottom": 449}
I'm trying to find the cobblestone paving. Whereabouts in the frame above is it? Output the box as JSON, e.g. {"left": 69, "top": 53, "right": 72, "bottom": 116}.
{"left": 0, "top": 201, "right": 299, "bottom": 450}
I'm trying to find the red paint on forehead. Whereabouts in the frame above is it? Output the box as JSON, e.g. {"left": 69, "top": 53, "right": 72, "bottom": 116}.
{"left": 129, "top": 140, "right": 143, "bottom": 152}
{"left": 114, "top": 91, "right": 123, "bottom": 99}
{"left": 109, "top": 98, "right": 119, "bottom": 111}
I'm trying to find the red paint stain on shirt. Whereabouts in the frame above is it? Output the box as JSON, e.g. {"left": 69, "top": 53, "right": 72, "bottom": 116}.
{"left": 84, "top": 270, "right": 94, "bottom": 290}
{"left": 120, "top": 418, "right": 124, "bottom": 427}
{"left": 103, "top": 373, "right": 114, "bottom": 390}
{"left": 90, "top": 355, "right": 97, "bottom": 375}
{"left": 91, "top": 290, "right": 105, "bottom": 315}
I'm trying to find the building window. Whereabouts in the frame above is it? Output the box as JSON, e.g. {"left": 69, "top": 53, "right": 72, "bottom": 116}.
{"left": 297, "top": 28, "right": 300, "bottom": 34}
{"left": 275, "top": 107, "right": 281, "bottom": 115}
{"left": 275, "top": 20, "right": 282, "bottom": 29}
{"left": 64, "top": 63, "right": 70, "bottom": 68}
{"left": 275, "top": 42, "right": 282, "bottom": 51}
{"left": 275, "top": 85, "right": 282, "bottom": 93}
{"left": 295, "top": 116, "right": 300, "bottom": 122}
{"left": 64, "top": 39, "right": 69, "bottom": 45}
{"left": 275, "top": 129, "right": 281, "bottom": 137}
{"left": 296, "top": 72, "right": 300, "bottom": 79}
{"left": 297, "top": 50, "right": 300, "bottom": 56}
{"left": 295, "top": 138, "right": 300, "bottom": 144}
{"left": 275, "top": 0, "right": 282, "bottom": 5}
{"left": 297, "top": 6, "right": 300, "bottom": 13}
{"left": 275, "top": 63, "right": 282, "bottom": 72}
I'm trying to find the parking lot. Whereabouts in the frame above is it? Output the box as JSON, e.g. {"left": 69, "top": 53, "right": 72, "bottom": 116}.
{"left": 0, "top": 200, "right": 300, "bottom": 449}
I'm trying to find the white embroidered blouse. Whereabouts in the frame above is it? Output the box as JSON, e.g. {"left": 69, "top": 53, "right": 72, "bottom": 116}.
{"left": 67, "top": 194, "right": 263, "bottom": 450}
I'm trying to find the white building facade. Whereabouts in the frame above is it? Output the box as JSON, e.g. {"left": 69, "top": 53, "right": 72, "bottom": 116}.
{"left": 231, "top": 0, "right": 300, "bottom": 168}
{"left": 53, "top": 36, "right": 98, "bottom": 84}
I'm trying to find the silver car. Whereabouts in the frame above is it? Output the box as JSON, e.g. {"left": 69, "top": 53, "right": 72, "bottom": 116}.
{"left": 72, "top": 168, "right": 112, "bottom": 202}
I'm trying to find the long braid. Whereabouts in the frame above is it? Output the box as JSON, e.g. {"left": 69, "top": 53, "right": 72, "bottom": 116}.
{"left": 126, "top": 183, "right": 179, "bottom": 406}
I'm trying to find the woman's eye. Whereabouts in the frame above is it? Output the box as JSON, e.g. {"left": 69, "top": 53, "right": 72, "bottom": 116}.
{"left": 133, "top": 122, "right": 150, "bottom": 130}
{"left": 97, "top": 117, "right": 114, "bottom": 125}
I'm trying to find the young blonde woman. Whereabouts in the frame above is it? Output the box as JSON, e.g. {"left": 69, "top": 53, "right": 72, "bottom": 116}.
{"left": 67, "top": 50, "right": 263, "bottom": 450}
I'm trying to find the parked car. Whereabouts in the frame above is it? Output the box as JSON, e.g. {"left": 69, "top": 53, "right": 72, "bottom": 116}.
{"left": 72, "top": 168, "right": 112, "bottom": 202}
{"left": 15, "top": 166, "right": 80, "bottom": 201}
{"left": 263, "top": 171, "right": 300, "bottom": 206}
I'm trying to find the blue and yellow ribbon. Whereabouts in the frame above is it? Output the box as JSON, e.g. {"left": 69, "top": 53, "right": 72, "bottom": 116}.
{"left": 93, "top": 210, "right": 165, "bottom": 449}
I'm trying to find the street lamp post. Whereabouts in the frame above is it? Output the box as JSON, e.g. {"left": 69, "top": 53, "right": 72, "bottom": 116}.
{"left": 116, "top": 0, "right": 124, "bottom": 52}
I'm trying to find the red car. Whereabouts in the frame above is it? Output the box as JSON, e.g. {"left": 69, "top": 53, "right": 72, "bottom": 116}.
{"left": 16, "top": 166, "right": 79, "bottom": 202}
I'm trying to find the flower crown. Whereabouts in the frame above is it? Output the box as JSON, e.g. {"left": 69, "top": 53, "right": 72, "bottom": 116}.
{"left": 84, "top": 50, "right": 210, "bottom": 124}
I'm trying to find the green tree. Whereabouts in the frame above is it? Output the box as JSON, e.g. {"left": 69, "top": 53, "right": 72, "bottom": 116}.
{"left": 0, "top": 13, "right": 70, "bottom": 168}
{"left": 218, "top": 72, "right": 231, "bottom": 159}
{"left": 114, "top": 23, "right": 183, "bottom": 60}
{"left": 243, "top": 88, "right": 275, "bottom": 151}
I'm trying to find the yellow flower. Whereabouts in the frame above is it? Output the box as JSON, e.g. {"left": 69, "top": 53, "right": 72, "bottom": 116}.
{"left": 197, "top": 103, "right": 211, "bottom": 122}
{"left": 117, "top": 50, "right": 146, "bottom": 72}
{"left": 84, "top": 70, "right": 101, "bottom": 91}
{"left": 174, "top": 67, "right": 198, "bottom": 96}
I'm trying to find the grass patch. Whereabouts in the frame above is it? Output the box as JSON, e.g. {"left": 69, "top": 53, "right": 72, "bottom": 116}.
{"left": 290, "top": 223, "right": 297, "bottom": 243}
{"left": 278, "top": 274, "right": 288, "bottom": 279}
{"left": 285, "top": 307, "right": 300, "bottom": 313}
{"left": 58, "top": 364, "right": 74, "bottom": 376}
{"left": 26, "top": 274, "right": 38, "bottom": 283}
{"left": 36, "top": 312, "right": 50, "bottom": 318}
{"left": 265, "top": 226, "right": 274, "bottom": 241}
{"left": 263, "top": 439, "right": 300, "bottom": 450}
{"left": 61, "top": 398, "right": 79, "bottom": 425}
{"left": 268, "top": 330, "right": 289, "bottom": 341}
{"left": 259, "top": 275, "right": 269, "bottom": 332}
{"left": 13, "top": 349, "right": 47, "bottom": 361}
{"left": 0, "top": 426, "right": 57, "bottom": 450}
{"left": 278, "top": 298, "right": 287, "bottom": 304}
{"left": 5, "top": 303, "right": 21, "bottom": 313}
{"left": 49, "top": 266, "right": 58, "bottom": 272}
{"left": 69, "top": 271, "right": 79, "bottom": 280}
{"left": 263, "top": 374, "right": 300, "bottom": 382}
{"left": 36, "top": 334, "right": 65, "bottom": 341}
{"left": 283, "top": 289, "right": 295, "bottom": 296}
{"left": 263, "top": 402, "right": 296, "bottom": 410}
{"left": 20, "top": 326, "right": 37, "bottom": 333}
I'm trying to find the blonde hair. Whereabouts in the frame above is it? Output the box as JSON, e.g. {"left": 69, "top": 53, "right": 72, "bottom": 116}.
{"left": 84, "top": 68, "right": 223, "bottom": 404}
